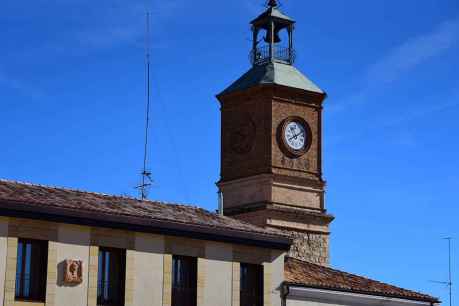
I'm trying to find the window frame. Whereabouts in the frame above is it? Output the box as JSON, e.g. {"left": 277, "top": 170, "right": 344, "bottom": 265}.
{"left": 240, "top": 263, "right": 264, "bottom": 306}
{"left": 171, "top": 255, "right": 197, "bottom": 306}
{"left": 97, "top": 247, "right": 126, "bottom": 306}
{"left": 15, "top": 238, "right": 49, "bottom": 302}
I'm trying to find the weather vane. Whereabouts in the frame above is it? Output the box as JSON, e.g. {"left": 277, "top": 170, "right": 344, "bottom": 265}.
{"left": 266, "top": 0, "right": 282, "bottom": 7}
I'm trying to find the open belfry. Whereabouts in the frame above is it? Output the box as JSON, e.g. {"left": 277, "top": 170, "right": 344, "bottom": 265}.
{"left": 217, "top": 0, "right": 333, "bottom": 265}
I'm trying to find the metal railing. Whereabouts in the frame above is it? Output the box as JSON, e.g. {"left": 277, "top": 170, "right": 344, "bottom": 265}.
{"left": 250, "top": 45, "right": 296, "bottom": 65}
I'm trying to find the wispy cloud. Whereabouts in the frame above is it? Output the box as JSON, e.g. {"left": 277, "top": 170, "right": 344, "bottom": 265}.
{"left": 380, "top": 92, "right": 459, "bottom": 130}
{"left": 1, "top": 0, "right": 186, "bottom": 97}
{"left": 74, "top": 0, "right": 186, "bottom": 50}
{"left": 0, "top": 69, "right": 44, "bottom": 98}
{"left": 330, "top": 16, "right": 459, "bottom": 113}
{"left": 243, "top": 0, "right": 265, "bottom": 15}
{"left": 10, "top": 0, "right": 186, "bottom": 58}
{"left": 366, "top": 18, "right": 459, "bottom": 86}
{"left": 328, "top": 88, "right": 459, "bottom": 145}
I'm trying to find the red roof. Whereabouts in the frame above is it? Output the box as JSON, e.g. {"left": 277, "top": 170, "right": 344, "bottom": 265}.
{"left": 285, "top": 257, "right": 439, "bottom": 303}
{"left": 0, "top": 179, "right": 291, "bottom": 249}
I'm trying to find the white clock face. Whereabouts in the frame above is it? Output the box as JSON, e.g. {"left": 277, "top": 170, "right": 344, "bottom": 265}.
{"left": 284, "top": 121, "right": 306, "bottom": 151}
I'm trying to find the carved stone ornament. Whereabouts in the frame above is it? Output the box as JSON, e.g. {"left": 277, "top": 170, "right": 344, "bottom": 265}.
{"left": 64, "top": 259, "right": 83, "bottom": 284}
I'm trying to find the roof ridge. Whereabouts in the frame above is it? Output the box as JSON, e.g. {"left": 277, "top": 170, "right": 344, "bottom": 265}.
{"left": 0, "top": 178, "right": 197, "bottom": 208}
{"left": 285, "top": 257, "right": 438, "bottom": 301}
{"left": 0, "top": 179, "right": 288, "bottom": 238}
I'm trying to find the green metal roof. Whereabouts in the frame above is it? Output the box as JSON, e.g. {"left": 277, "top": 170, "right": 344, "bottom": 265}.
{"left": 251, "top": 7, "right": 295, "bottom": 25}
{"left": 219, "top": 62, "right": 324, "bottom": 96}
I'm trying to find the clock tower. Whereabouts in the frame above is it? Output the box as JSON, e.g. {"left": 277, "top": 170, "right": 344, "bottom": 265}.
{"left": 217, "top": 1, "right": 334, "bottom": 265}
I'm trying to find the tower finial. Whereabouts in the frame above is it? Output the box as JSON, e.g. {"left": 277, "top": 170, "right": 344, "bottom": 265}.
{"left": 267, "top": 0, "right": 278, "bottom": 8}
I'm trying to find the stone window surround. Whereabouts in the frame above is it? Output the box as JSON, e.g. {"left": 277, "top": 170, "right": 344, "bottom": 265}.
{"left": 15, "top": 238, "right": 49, "bottom": 302}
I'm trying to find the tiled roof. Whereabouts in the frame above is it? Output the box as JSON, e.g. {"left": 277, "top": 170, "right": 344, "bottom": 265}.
{"left": 285, "top": 257, "right": 439, "bottom": 303}
{"left": 0, "top": 179, "right": 291, "bottom": 249}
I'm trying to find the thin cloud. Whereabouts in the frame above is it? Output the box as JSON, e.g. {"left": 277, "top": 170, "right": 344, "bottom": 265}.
{"left": 0, "top": 69, "right": 44, "bottom": 99}
{"left": 330, "top": 16, "right": 459, "bottom": 113}
{"left": 328, "top": 89, "right": 459, "bottom": 146}
{"left": 366, "top": 17, "right": 459, "bottom": 85}
{"left": 243, "top": 1, "right": 266, "bottom": 15}
{"left": 12, "top": 0, "right": 186, "bottom": 57}
{"left": 74, "top": 1, "right": 185, "bottom": 51}
{"left": 381, "top": 93, "right": 459, "bottom": 129}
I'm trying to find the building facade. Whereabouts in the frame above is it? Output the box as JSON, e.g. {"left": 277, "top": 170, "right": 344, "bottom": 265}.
{"left": 0, "top": 180, "right": 288, "bottom": 306}
{"left": 0, "top": 180, "right": 440, "bottom": 306}
{"left": 0, "top": 1, "right": 440, "bottom": 306}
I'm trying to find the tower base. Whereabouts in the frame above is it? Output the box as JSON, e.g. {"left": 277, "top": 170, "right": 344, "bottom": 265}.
{"left": 224, "top": 203, "right": 334, "bottom": 266}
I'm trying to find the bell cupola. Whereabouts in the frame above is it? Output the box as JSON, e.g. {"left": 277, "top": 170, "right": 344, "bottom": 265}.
{"left": 250, "top": 0, "right": 296, "bottom": 66}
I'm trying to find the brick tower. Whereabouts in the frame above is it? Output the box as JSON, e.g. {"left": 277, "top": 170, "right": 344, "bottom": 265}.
{"left": 217, "top": 1, "right": 334, "bottom": 265}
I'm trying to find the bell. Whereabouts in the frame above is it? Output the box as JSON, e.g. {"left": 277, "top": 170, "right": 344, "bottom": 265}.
{"left": 264, "top": 28, "right": 281, "bottom": 43}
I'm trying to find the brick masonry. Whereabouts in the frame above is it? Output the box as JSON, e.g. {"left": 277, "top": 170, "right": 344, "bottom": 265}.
{"left": 218, "top": 84, "right": 333, "bottom": 266}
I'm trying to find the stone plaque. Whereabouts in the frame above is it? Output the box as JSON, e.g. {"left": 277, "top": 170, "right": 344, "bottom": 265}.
{"left": 64, "top": 259, "right": 83, "bottom": 284}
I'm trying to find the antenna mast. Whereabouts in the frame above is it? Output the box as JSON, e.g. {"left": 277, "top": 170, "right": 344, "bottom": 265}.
{"left": 431, "top": 238, "right": 453, "bottom": 306}
{"left": 137, "top": 12, "right": 153, "bottom": 200}
{"left": 447, "top": 237, "right": 453, "bottom": 306}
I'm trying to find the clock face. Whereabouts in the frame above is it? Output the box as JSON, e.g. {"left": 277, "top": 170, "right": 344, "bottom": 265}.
{"left": 284, "top": 121, "right": 306, "bottom": 151}
{"left": 278, "top": 117, "right": 311, "bottom": 157}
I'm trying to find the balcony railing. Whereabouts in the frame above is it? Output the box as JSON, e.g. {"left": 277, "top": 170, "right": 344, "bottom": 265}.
{"left": 250, "top": 45, "right": 296, "bottom": 65}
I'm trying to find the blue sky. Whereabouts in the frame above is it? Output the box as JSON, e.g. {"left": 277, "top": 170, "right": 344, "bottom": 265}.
{"left": 1, "top": 0, "right": 458, "bottom": 302}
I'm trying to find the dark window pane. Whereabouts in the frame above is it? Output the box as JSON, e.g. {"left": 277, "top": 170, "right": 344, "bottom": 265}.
{"left": 97, "top": 247, "right": 126, "bottom": 306}
{"left": 172, "top": 255, "right": 197, "bottom": 306}
{"left": 15, "top": 239, "right": 48, "bottom": 302}
{"left": 240, "top": 263, "right": 263, "bottom": 306}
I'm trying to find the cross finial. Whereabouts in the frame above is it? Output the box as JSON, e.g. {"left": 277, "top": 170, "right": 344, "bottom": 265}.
{"left": 267, "top": 0, "right": 278, "bottom": 8}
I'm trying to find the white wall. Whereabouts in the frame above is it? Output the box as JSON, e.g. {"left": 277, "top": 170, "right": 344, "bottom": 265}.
{"left": 203, "top": 242, "right": 233, "bottom": 306}
{"left": 132, "top": 233, "right": 165, "bottom": 306}
{"left": 270, "top": 250, "right": 286, "bottom": 306}
{"left": 0, "top": 218, "right": 8, "bottom": 306}
{"left": 55, "top": 224, "right": 91, "bottom": 306}
{"left": 286, "top": 287, "right": 433, "bottom": 306}
{"left": 288, "top": 299, "right": 339, "bottom": 306}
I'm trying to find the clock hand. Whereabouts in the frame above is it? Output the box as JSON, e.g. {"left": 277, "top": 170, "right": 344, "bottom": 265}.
{"left": 288, "top": 131, "right": 304, "bottom": 141}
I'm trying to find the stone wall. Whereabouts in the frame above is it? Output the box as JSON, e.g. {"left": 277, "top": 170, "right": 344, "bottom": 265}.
{"left": 288, "top": 231, "right": 329, "bottom": 266}
{"left": 230, "top": 208, "right": 331, "bottom": 266}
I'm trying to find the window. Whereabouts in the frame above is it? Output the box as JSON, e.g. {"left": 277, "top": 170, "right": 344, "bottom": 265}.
{"left": 240, "top": 263, "right": 263, "bottom": 306}
{"left": 97, "top": 247, "right": 126, "bottom": 306}
{"left": 15, "top": 238, "right": 48, "bottom": 302}
{"left": 172, "top": 255, "right": 197, "bottom": 306}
